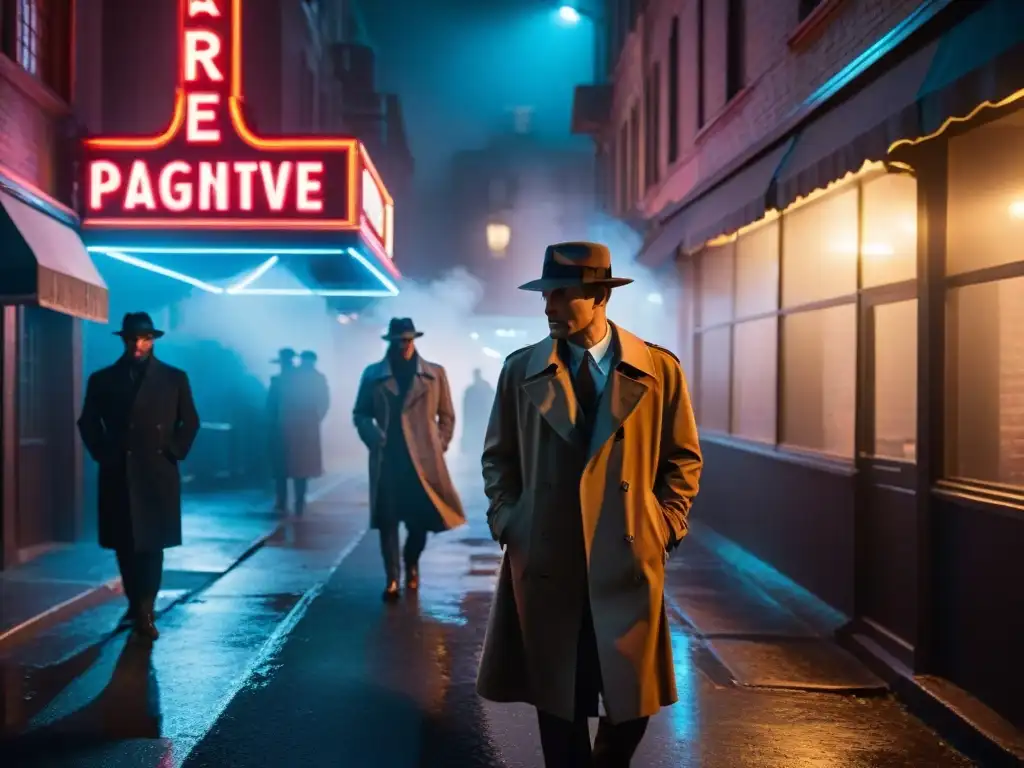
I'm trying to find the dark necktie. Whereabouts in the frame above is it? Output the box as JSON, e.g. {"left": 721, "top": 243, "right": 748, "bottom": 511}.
{"left": 574, "top": 352, "right": 599, "bottom": 429}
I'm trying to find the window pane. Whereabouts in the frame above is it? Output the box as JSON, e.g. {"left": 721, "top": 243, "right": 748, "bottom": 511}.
{"left": 862, "top": 174, "right": 917, "bottom": 288}
{"left": 873, "top": 300, "right": 917, "bottom": 460}
{"left": 735, "top": 218, "right": 779, "bottom": 317}
{"left": 946, "top": 277, "right": 1024, "bottom": 487}
{"left": 697, "top": 327, "right": 730, "bottom": 432}
{"left": 781, "top": 304, "right": 856, "bottom": 457}
{"left": 781, "top": 184, "right": 858, "bottom": 307}
{"left": 947, "top": 111, "right": 1024, "bottom": 276}
{"left": 698, "top": 241, "right": 734, "bottom": 327}
{"left": 731, "top": 317, "right": 777, "bottom": 443}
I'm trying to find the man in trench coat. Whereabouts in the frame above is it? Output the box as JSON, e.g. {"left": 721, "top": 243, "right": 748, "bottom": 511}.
{"left": 353, "top": 317, "right": 466, "bottom": 602}
{"left": 266, "top": 347, "right": 297, "bottom": 512}
{"left": 277, "top": 349, "right": 330, "bottom": 515}
{"left": 476, "top": 242, "right": 703, "bottom": 767}
{"left": 78, "top": 312, "right": 201, "bottom": 640}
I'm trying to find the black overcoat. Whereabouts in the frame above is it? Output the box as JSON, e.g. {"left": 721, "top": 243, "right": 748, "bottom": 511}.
{"left": 77, "top": 356, "right": 201, "bottom": 551}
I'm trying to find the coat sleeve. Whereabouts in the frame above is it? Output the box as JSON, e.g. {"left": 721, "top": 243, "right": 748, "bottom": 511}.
{"left": 481, "top": 360, "right": 522, "bottom": 544}
{"left": 352, "top": 368, "right": 384, "bottom": 450}
{"left": 435, "top": 366, "right": 455, "bottom": 452}
{"left": 655, "top": 358, "right": 703, "bottom": 549}
{"left": 77, "top": 372, "right": 108, "bottom": 464}
{"left": 170, "top": 371, "right": 201, "bottom": 460}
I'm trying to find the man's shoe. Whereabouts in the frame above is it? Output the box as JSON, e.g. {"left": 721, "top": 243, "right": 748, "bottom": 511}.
{"left": 382, "top": 581, "right": 401, "bottom": 602}
{"left": 405, "top": 567, "right": 419, "bottom": 591}
{"left": 133, "top": 611, "right": 159, "bottom": 640}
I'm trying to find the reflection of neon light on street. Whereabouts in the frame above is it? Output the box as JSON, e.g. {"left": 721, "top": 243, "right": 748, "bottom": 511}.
{"left": 87, "top": 245, "right": 399, "bottom": 297}
{"left": 226, "top": 255, "right": 279, "bottom": 293}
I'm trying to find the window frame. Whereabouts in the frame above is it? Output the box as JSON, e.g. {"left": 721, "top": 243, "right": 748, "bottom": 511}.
{"left": 0, "top": 0, "right": 72, "bottom": 102}
{"left": 687, "top": 165, "right": 918, "bottom": 465}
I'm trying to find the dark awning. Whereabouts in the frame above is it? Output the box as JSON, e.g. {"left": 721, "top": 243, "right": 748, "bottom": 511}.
{"left": 915, "top": 0, "right": 1024, "bottom": 138}
{"left": 775, "top": 41, "right": 936, "bottom": 210}
{"left": 637, "top": 137, "right": 794, "bottom": 267}
{"left": 0, "top": 189, "right": 108, "bottom": 323}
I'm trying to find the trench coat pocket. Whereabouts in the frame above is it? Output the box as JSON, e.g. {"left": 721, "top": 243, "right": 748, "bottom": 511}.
{"left": 490, "top": 498, "right": 522, "bottom": 546}
{"left": 644, "top": 491, "right": 671, "bottom": 553}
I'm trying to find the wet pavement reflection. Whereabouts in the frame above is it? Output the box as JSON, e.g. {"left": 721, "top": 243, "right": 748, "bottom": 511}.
{"left": 0, "top": 477, "right": 974, "bottom": 767}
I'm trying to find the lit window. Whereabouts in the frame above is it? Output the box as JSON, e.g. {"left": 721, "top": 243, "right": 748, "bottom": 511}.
{"left": 17, "top": 0, "right": 43, "bottom": 77}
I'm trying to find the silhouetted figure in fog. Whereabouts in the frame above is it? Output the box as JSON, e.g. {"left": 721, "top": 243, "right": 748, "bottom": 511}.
{"left": 461, "top": 368, "right": 495, "bottom": 457}
{"left": 278, "top": 350, "right": 330, "bottom": 515}
{"left": 266, "top": 348, "right": 297, "bottom": 511}
{"left": 353, "top": 318, "right": 466, "bottom": 602}
{"left": 78, "top": 313, "right": 200, "bottom": 641}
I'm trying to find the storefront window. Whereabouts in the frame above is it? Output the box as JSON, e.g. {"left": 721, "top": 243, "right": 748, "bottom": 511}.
{"left": 946, "top": 277, "right": 1024, "bottom": 487}
{"left": 947, "top": 111, "right": 1024, "bottom": 277}
{"left": 861, "top": 174, "right": 917, "bottom": 288}
{"left": 781, "top": 184, "right": 858, "bottom": 307}
{"left": 696, "top": 326, "right": 730, "bottom": 433}
{"left": 732, "top": 317, "right": 777, "bottom": 443}
{"left": 873, "top": 300, "right": 917, "bottom": 461}
{"left": 781, "top": 304, "right": 856, "bottom": 458}
{"left": 698, "top": 241, "right": 734, "bottom": 327}
{"left": 735, "top": 218, "right": 779, "bottom": 316}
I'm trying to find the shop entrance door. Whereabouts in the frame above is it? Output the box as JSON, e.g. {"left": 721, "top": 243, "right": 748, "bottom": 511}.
{"left": 855, "top": 287, "right": 919, "bottom": 666}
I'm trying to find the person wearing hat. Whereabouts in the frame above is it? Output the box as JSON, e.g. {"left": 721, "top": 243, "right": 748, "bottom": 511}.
{"left": 266, "top": 348, "right": 297, "bottom": 512}
{"left": 275, "top": 349, "right": 330, "bottom": 515}
{"left": 353, "top": 318, "right": 466, "bottom": 601}
{"left": 78, "top": 312, "right": 201, "bottom": 640}
{"left": 476, "top": 242, "right": 703, "bottom": 766}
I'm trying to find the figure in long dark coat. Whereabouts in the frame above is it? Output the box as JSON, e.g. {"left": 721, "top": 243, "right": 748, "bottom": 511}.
{"left": 278, "top": 350, "right": 330, "bottom": 515}
{"left": 353, "top": 318, "right": 466, "bottom": 602}
{"left": 461, "top": 368, "right": 495, "bottom": 457}
{"left": 266, "top": 347, "right": 297, "bottom": 511}
{"left": 77, "top": 312, "right": 200, "bottom": 640}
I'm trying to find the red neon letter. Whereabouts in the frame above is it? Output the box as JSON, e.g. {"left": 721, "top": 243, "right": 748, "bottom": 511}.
{"left": 186, "top": 92, "right": 221, "bottom": 143}
{"left": 198, "top": 161, "right": 230, "bottom": 211}
{"left": 89, "top": 161, "right": 121, "bottom": 210}
{"left": 296, "top": 162, "right": 324, "bottom": 212}
{"left": 159, "top": 161, "right": 194, "bottom": 211}
{"left": 234, "top": 161, "right": 258, "bottom": 211}
{"left": 188, "top": 0, "right": 221, "bottom": 18}
{"left": 259, "top": 161, "right": 292, "bottom": 211}
{"left": 184, "top": 30, "right": 223, "bottom": 83}
{"left": 124, "top": 161, "right": 157, "bottom": 210}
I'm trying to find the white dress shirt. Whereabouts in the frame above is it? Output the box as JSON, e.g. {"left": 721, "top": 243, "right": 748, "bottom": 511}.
{"left": 566, "top": 326, "right": 614, "bottom": 396}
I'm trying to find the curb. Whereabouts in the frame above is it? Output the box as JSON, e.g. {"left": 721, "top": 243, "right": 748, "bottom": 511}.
{"left": 0, "top": 578, "right": 123, "bottom": 652}
{"left": 840, "top": 628, "right": 1024, "bottom": 768}
{"left": 0, "top": 475, "right": 362, "bottom": 652}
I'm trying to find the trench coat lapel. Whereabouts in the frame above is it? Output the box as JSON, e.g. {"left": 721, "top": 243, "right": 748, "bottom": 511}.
{"left": 403, "top": 359, "right": 434, "bottom": 411}
{"left": 521, "top": 338, "right": 586, "bottom": 448}
{"left": 588, "top": 325, "right": 655, "bottom": 460}
{"left": 130, "top": 356, "right": 164, "bottom": 415}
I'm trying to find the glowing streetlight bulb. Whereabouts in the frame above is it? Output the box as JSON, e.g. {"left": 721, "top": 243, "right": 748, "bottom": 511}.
{"left": 486, "top": 222, "right": 511, "bottom": 256}
{"left": 558, "top": 5, "right": 581, "bottom": 23}
{"left": 1009, "top": 200, "right": 1024, "bottom": 220}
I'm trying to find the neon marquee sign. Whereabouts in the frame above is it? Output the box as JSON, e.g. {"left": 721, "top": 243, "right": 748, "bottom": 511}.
{"left": 81, "top": 0, "right": 394, "bottom": 265}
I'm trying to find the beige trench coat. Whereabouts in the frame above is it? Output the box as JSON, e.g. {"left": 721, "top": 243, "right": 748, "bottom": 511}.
{"left": 353, "top": 357, "right": 466, "bottom": 531}
{"left": 476, "top": 324, "right": 702, "bottom": 724}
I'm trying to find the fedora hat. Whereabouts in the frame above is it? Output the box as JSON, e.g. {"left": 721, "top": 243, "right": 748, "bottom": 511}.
{"left": 270, "top": 347, "right": 296, "bottom": 364}
{"left": 113, "top": 312, "right": 164, "bottom": 339}
{"left": 382, "top": 317, "right": 424, "bottom": 341}
{"left": 518, "top": 241, "right": 633, "bottom": 292}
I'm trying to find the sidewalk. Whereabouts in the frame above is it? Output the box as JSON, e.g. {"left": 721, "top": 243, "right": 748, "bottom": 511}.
{"left": 0, "top": 475, "right": 352, "bottom": 651}
{"left": 667, "top": 522, "right": 886, "bottom": 693}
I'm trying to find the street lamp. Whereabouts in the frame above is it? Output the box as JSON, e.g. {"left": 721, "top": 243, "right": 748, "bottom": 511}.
{"left": 486, "top": 221, "right": 511, "bottom": 257}
{"left": 558, "top": 5, "right": 581, "bottom": 23}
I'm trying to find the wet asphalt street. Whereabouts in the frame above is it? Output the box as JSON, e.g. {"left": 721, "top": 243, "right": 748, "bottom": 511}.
{"left": 0, "top": 473, "right": 974, "bottom": 767}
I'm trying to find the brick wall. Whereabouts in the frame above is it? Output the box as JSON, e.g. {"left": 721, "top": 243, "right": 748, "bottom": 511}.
{"left": 0, "top": 60, "right": 66, "bottom": 198}
{"left": 608, "top": 0, "right": 924, "bottom": 221}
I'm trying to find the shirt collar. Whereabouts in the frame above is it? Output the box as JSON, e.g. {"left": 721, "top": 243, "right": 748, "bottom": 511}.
{"left": 567, "top": 325, "right": 613, "bottom": 374}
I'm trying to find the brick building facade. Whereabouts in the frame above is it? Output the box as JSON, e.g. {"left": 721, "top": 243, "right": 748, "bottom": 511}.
{"left": 0, "top": 0, "right": 109, "bottom": 568}
{"left": 577, "top": 0, "right": 1024, "bottom": 753}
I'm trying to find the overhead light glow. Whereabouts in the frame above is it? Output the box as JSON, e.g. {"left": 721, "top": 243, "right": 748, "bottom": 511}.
{"left": 558, "top": 5, "right": 581, "bottom": 23}
{"left": 646, "top": 292, "right": 663, "bottom": 305}
{"left": 1010, "top": 200, "right": 1024, "bottom": 220}
{"left": 87, "top": 245, "right": 399, "bottom": 297}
